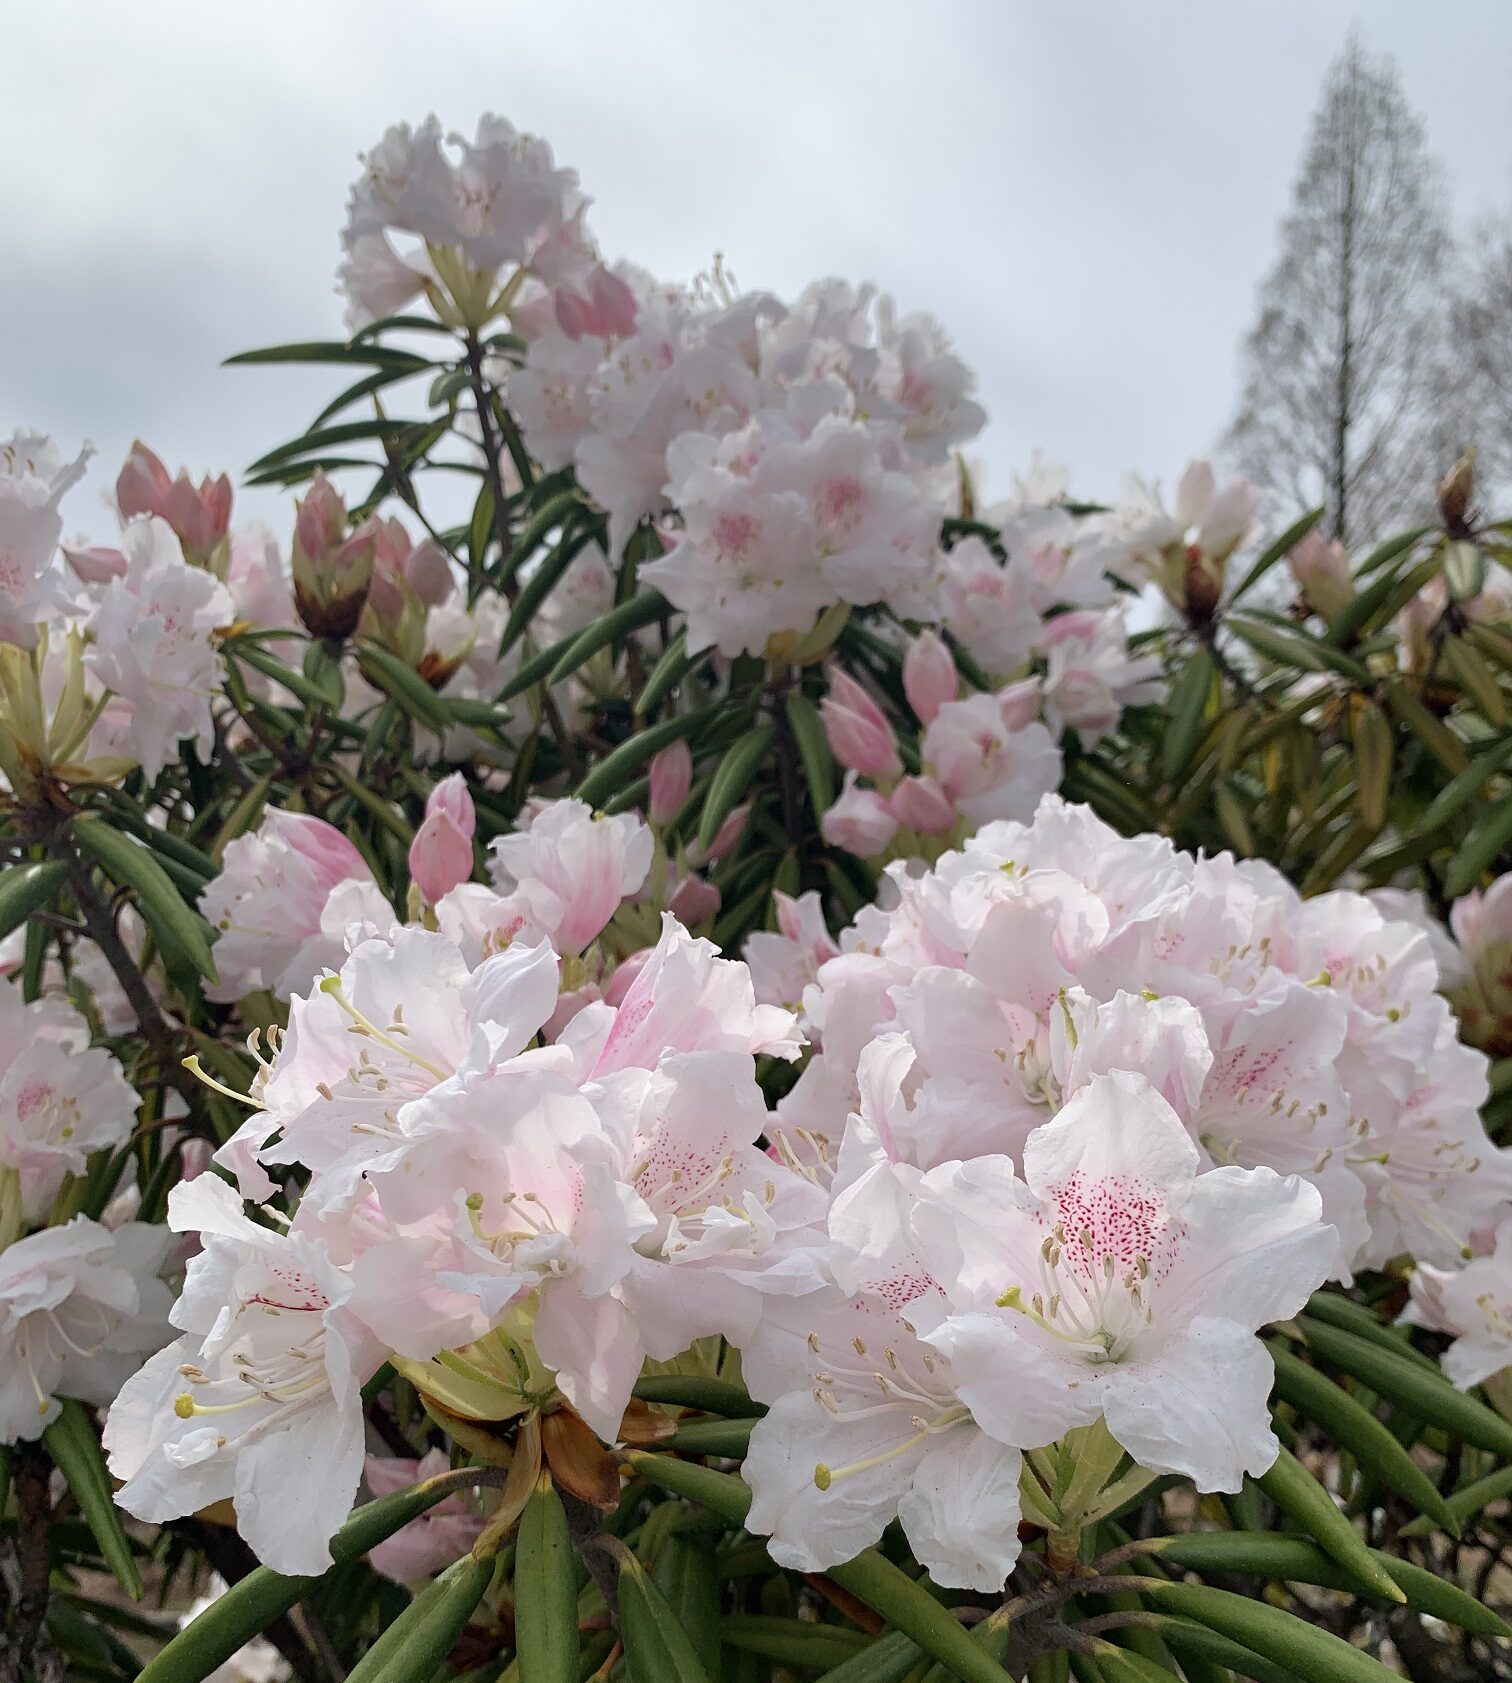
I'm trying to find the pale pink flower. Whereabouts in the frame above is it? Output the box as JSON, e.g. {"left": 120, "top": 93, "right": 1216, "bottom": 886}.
{"left": 1448, "top": 875, "right": 1512, "bottom": 1056}
{"left": 199, "top": 808, "right": 379, "bottom": 1002}
{"left": 86, "top": 518, "right": 234, "bottom": 780}
{"left": 745, "top": 890, "right": 840, "bottom": 1013}
{"left": 106, "top": 1176, "right": 385, "bottom": 1574}
{"left": 0, "top": 1218, "right": 173, "bottom": 1443}
{"left": 489, "top": 798, "right": 653, "bottom": 955}
{"left": 821, "top": 773, "right": 899, "bottom": 858}
{"left": 0, "top": 431, "right": 92, "bottom": 647}
{"left": 921, "top": 693, "right": 1062, "bottom": 826}
{"left": 915, "top": 1071, "right": 1338, "bottom": 1491}
{"left": 889, "top": 774, "right": 956, "bottom": 835}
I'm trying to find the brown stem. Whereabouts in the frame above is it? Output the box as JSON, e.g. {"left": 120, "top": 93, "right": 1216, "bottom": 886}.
{"left": 0, "top": 1444, "right": 59, "bottom": 1683}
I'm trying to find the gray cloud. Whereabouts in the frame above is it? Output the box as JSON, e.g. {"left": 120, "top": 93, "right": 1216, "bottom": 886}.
{"left": 3, "top": 1, "right": 1508, "bottom": 531}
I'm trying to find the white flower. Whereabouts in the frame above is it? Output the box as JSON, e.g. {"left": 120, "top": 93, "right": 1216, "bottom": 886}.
{"left": 0, "top": 1217, "right": 173, "bottom": 1443}
{"left": 86, "top": 517, "right": 234, "bottom": 780}
{"left": 488, "top": 798, "right": 653, "bottom": 956}
{"left": 739, "top": 1256, "right": 1022, "bottom": 1591}
{"left": 1404, "top": 1216, "right": 1512, "bottom": 1391}
{"left": 913, "top": 1071, "right": 1338, "bottom": 1492}
{"left": 0, "top": 431, "right": 92, "bottom": 647}
{"left": 106, "top": 1176, "right": 384, "bottom": 1574}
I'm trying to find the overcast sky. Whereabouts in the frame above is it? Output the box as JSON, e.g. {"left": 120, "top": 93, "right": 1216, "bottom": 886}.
{"left": 4, "top": 2, "right": 1510, "bottom": 534}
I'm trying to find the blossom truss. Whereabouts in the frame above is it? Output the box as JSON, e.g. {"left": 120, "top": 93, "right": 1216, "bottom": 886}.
{"left": 116, "top": 911, "right": 814, "bottom": 1570}
{"left": 763, "top": 794, "right": 1510, "bottom": 1282}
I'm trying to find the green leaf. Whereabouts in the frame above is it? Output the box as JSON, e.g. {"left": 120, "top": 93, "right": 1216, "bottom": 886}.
{"left": 1383, "top": 682, "right": 1470, "bottom": 776}
{"left": 1141, "top": 1581, "right": 1403, "bottom": 1683}
{"left": 1444, "top": 786, "right": 1512, "bottom": 896}
{"left": 73, "top": 816, "right": 218, "bottom": 984}
{"left": 618, "top": 1550, "right": 714, "bottom": 1683}
{"left": 309, "top": 365, "right": 428, "bottom": 429}
{"left": 637, "top": 631, "right": 695, "bottom": 717}
{"left": 1442, "top": 634, "right": 1508, "bottom": 725}
{"left": 654, "top": 1536, "right": 722, "bottom": 1680}
{"left": 355, "top": 644, "right": 451, "bottom": 735}
{"left": 1231, "top": 506, "right": 1325, "bottom": 602}
{"left": 498, "top": 627, "right": 581, "bottom": 702}
{"left": 246, "top": 418, "right": 427, "bottom": 474}
{"left": 345, "top": 1553, "right": 495, "bottom": 1683}
{"left": 1399, "top": 1460, "right": 1512, "bottom": 1537}
{"left": 544, "top": 589, "right": 668, "bottom": 687}
{"left": 1226, "top": 615, "right": 1370, "bottom": 682}
{"left": 1147, "top": 1533, "right": 1507, "bottom": 1637}
{"left": 1324, "top": 555, "right": 1439, "bottom": 648}
{"left": 631, "top": 1378, "right": 766, "bottom": 1418}
{"left": 1127, "top": 1619, "right": 1298, "bottom": 1683}
{"left": 506, "top": 489, "right": 592, "bottom": 581}
{"left": 1415, "top": 733, "right": 1512, "bottom": 833}
{"left": 43, "top": 1400, "right": 142, "bottom": 1600}
{"left": 809, "top": 1631, "right": 923, "bottom": 1683}
{"left": 575, "top": 712, "right": 707, "bottom": 811}
{"left": 785, "top": 690, "right": 836, "bottom": 815}
{"left": 232, "top": 642, "right": 335, "bottom": 713}
{"left": 515, "top": 1478, "right": 579, "bottom": 1683}
{"left": 826, "top": 1550, "right": 1014, "bottom": 1683}
{"left": 0, "top": 860, "right": 67, "bottom": 942}
{"left": 721, "top": 1615, "right": 868, "bottom": 1670}
{"left": 1300, "top": 1293, "right": 1439, "bottom": 1371}
{"left": 1295, "top": 1316, "right": 1512, "bottom": 1458}
{"left": 499, "top": 518, "right": 600, "bottom": 652}
{"left": 137, "top": 1476, "right": 474, "bottom": 1683}
{"left": 226, "top": 340, "right": 431, "bottom": 371}
{"left": 696, "top": 723, "right": 774, "bottom": 852}
{"left": 1269, "top": 1345, "right": 1458, "bottom": 1532}
{"left": 1353, "top": 527, "right": 1432, "bottom": 578}
{"left": 1160, "top": 648, "right": 1214, "bottom": 783}
{"left": 659, "top": 1418, "right": 756, "bottom": 1457}
{"left": 1238, "top": 1446, "right": 1405, "bottom": 1604}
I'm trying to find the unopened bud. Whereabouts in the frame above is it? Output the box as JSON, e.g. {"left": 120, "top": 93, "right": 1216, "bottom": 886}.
{"left": 648, "top": 740, "right": 693, "bottom": 826}
{"left": 820, "top": 668, "right": 902, "bottom": 779}
{"left": 1438, "top": 450, "right": 1476, "bottom": 536}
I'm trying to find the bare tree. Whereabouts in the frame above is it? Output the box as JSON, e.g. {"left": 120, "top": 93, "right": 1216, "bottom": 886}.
{"left": 1225, "top": 33, "right": 1456, "bottom": 544}
{"left": 1444, "top": 216, "right": 1512, "bottom": 503}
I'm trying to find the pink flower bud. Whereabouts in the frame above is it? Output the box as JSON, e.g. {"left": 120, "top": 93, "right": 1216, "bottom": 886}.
{"left": 889, "top": 774, "right": 956, "bottom": 834}
{"left": 409, "top": 789, "right": 475, "bottom": 905}
{"left": 425, "top": 772, "right": 476, "bottom": 838}
{"left": 293, "top": 473, "right": 349, "bottom": 567}
{"left": 61, "top": 543, "right": 128, "bottom": 584}
{"left": 820, "top": 668, "right": 903, "bottom": 778}
{"left": 291, "top": 475, "right": 376, "bottom": 639}
{"left": 821, "top": 774, "right": 899, "bottom": 858}
{"left": 667, "top": 873, "right": 722, "bottom": 927}
{"left": 603, "top": 947, "right": 651, "bottom": 1007}
{"left": 688, "top": 802, "right": 750, "bottom": 867}
{"left": 996, "top": 677, "right": 1044, "bottom": 732}
{"left": 588, "top": 267, "right": 639, "bottom": 338}
{"left": 648, "top": 741, "right": 693, "bottom": 825}
{"left": 903, "top": 631, "right": 957, "bottom": 725}
{"left": 116, "top": 441, "right": 231, "bottom": 565}
{"left": 554, "top": 286, "right": 595, "bottom": 340}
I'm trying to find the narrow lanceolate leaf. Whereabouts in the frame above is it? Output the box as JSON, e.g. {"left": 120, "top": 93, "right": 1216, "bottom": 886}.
{"left": 631, "top": 1378, "right": 766, "bottom": 1418}
{"left": 355, "top": 644, "right": 451, "bottom": 735}
{"left": 43, "top": 1400, "right": 142, "bottom": 1600}
{"left": 1226, "top": 614, "right": 1369, "bottom": 682}
{"left": 636, "top": 630, "right": 694, "bottom": 716}
{"left": 1122, "top": 1618, "right": 1298, "bottom": 1683}
{"left": 1232, "top": 1445, "right": 1404, "bottom": 1605}
{"left": 808, "top": 1631, "right": 922, "bottom": 1683}
{"left": 515, "top": 1478, "right": 578, "bottom": 1683}
{"left": 654, "top": 1536, "right": 722, "bottom": 1679}
{"left": 1160, "top": 647, "right": 1214, "bottom": 783}
{"left": 1230, "top": 506, "right": 1326, "bottom": 603}
{"left": 785, "top": 690, "right": 836, "bottom": 814}
{"left": 1417, "top": 734, "right": 1512, "bottom": 832}
{"left": 1384, "top": 680, "right": 1470, "bottom": 776}
{"left": 1442, "top": 633, "right": 1508, "bottom": 725}
{"left": 0, "top": 860, "right": 67, "bottom": 942}
{"left": 1295, "top": 1317, "right": 1512, "bottom": 1458}
{"left": 1141, "top": 1581, "right": 1404, "bottom": 1683}
{"left": 545, "top": 589, "right": 669, "bottom": 686}
{"left": 225, "top": 340, "right": 431, "bottom": 371}
{"left": 1269, "top": 1345, "right": 1458, "bottom": 1532}
{"left": 575, "top": 711, "right": 707, "bottom": 810}
{"left": 825, "top": 1551, "right": 1015, "bottom": 1683}
{"left": 232, "top": 641, "right": 337, "bottom": 713}
{"left": 1400, "top": 1461, "right": 1512, "bottom": 1537}
{"left": 720, "top": 1615, "right": 869, "bottom": 1670}
{"left": 500, "top": 519, "right": 598, "bottom": 651}
{"left": 345, "top": 1554, "right": 495, "bottom": 1683}
{"left": 1444, "top": 788, "right": 1512, "bottom": 897}
{"left": 658, "top": 1418, "right": 756, "bottom": 1458}
{"left": 696, "top": 723, "right": 774, "bottom": 852}
{"left": 617, "top": 1551, "right": 714, "bottom": 1683}
{"left": 507, "top": 489, "right": 591, "bottom": 578}
{"left": 1300, "top": 1291, "right": 1442, "bottom": 1372}
{"left": 137, "top": 1475, "right": 476, "bottom": 1683}
{"left": 73, "top": 816, "right": 218, "bottom": 984}
{"left": 1351, "top": 700, "right": 1393, "bottom": 831}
